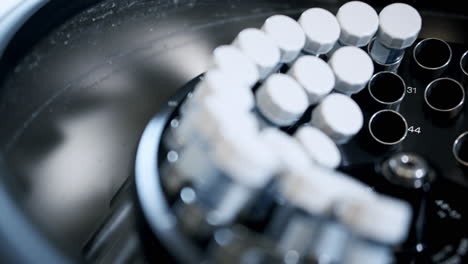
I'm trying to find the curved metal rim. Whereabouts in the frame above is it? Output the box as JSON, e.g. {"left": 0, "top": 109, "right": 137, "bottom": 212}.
{"left": 368, "top": 109, "right": 408, "bottom": 146}
{"left": 453, "top": 131, "right": 468, "bottom": 167}
{"left": 424, "top": 77, "right": 465, "bottom": 113}
{"left": 461, "top": 50, "right": 468, "bottom": 76}
{"left": 412, "top": 38, "right": 452, "bottom": 71}
{"left": 367, "top": 71, "right": 406, "bottom": 105}
{"left": 0, "top": 0, "right": 48, "bottom": 56}
{"left": 0, "top": 1, "right": 84, "bottom": 263}
{"left": 134, "top": 77, "right": 203, "bottom": 264}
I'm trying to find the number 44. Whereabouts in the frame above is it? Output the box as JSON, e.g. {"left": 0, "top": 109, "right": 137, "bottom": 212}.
{"left": 408, "top": 126, "right": 421, "bottom": 134}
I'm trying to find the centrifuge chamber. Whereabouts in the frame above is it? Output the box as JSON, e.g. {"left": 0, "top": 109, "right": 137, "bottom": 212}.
{"left": 0, "top": 0, "right": 467, "bottom": 263}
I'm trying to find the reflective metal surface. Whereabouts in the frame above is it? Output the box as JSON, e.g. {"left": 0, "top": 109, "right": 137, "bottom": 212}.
{"left": 0, "top": 0, "right": 467, "bottom": 259}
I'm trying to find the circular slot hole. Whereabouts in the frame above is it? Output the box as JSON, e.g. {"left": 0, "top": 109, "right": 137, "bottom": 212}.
{"left": 413, "top": 38, "right": 452, "bottom": 70}
{"left": 368, "top": 71, "right": 405, "bottom": 105}
{"left": 453, "top": 132, "right": 468, "bottom": 166}
{"left": 369, "top": 110, "right": 408, "bottom": 145}
{"left": 461, "top": 51, "right": 468, "bottom": 77}
{"left": 424, "top": 78, "right": 465, "bottom": 112}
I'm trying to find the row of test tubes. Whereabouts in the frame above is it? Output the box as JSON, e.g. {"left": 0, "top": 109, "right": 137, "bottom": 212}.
{"left": 157, "top": 2, "right": 443, "bottom": 263}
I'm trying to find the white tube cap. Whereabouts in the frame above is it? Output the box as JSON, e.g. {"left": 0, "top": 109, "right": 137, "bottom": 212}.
{"left": 337, "top": 195, "right": 412, "bottom": 245}
{"left": 262, "top": 15, "right": 306, "bottom": 63}
{"left": 184, "top": 69, "right": 255, "bottom": 114}
{"left": 329, "top": 46, "right": 374, "bottom": 95}
{"left": 256, "top": 73, "right": 309, "bottom": 126}
{"left": 288, "top": 55, "right": 335, "bottom": 104}
{"left": 299, "top": 8, "right": 341, "bottom": 55}
{"left": 233, "top": 28, "right": 281, "bottom": 80}
{"left": 280, "top": 168, "right": 337, "bottom": 215}
{"left": 311, "top": 93, "right": 364, "bottom": 144}
{"left": 193, "top": 95, "right": 259, "bottom": 141}
{"left": 176, "top": 94, "right": 260, "bottom": 148}
{"left": 212, "top": 45, "right": 260, "bottom": 87}
{"left": 377, "top": 3, "right": 422, "bottom": 49}
{"left": 261, "top": 128, "right": 312, "bottom": 172}
{"left": 213, "top": 133, "right": 280, "bottom": 189}
{"left": 295, "top": 126, "right": 341, "bottom": 169}
{"left": 280, "top": 165, "right": 373, "bottom": 215}
{"left": 336, "top": 1, "right": 379, "bottom": 47}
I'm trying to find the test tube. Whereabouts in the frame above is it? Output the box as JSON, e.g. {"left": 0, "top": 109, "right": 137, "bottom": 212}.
{"left": 183, "top": 69, "right": 255, "bottom": 114}
{"left": 267, "top": 166, "right": 374, "bottom": 263}
{"left": 162, "top": 96, "right": 260, "bottom": 195}
{"left": 212, "top": 45, "right": 260, "bottom": 88}
{"left": 311, "top": 93, "right": 364, "bottom": 144}
{"left": 165, "top": 69, "right": 255, "bottom": 149}
{"left": 307, "top": 220, "right": 350, "bottom": 264}
{"left": 288, "top": 55, "right": 336, "bottom": 105}
{"left": 268, "top": 165, "right": 372, "bottom": 260}
{"left": 255, "top": 73, "right": 309, "bottom": 127}
{"left": 175, "top": 132, "right": 280, "bottom": 238}
{"left": 233, "top": 28, "right": 281, "bottom": 80}
{"left": 329, "top": 46, "right": 374, "bottom": 95}
{"left": 261, "top": 14, "right": 306, "bottom": 64}
{"left": 342, "top": 240, "right": 393, "bottom": 264}
{"left": 208, "top": 227, "right": 282, "bottom": 264}
{"left": 261, "top": 128, "right": 313, "bottom": 173}
{"left": 294, "top": 126, "right": 342, "bottom": 169}
{"left": 161, "top": 141, "right": 213, "bottom": 197}
{"left": 369, "top": 3, "right": 422, "bottom": 71}
{"left": 337, "top": 195, "right": 413, "bottom": 264}
{"left": 239, "top": 128, "right": 314, "bottom": 226}
{"left": 367, "top": 38, "right": 402, "bottom": 72}
{"left": 328, "top": 1, "right": 379, "bottom": 55}
{"left": 298, "top": 8, "right": 341, "bottom": 56}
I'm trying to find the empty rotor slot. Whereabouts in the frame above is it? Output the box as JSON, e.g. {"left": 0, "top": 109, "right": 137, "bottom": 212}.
{"left": 461, "top": 51, "right": 468, "bottom": 78}
{"left": 368, "top": 71, "right": 406, "bottom": 107}
{"left": 453, "top": 132, "right": 468, "bottom": 167}
{"left": 424, "top": 78, "right": 465, "bottom": 112}
{"left": 413, "top": 38, "right": 452, "bottom": 70}
{"left": 369, "top": 110, "right": 408, "bottom": 145}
